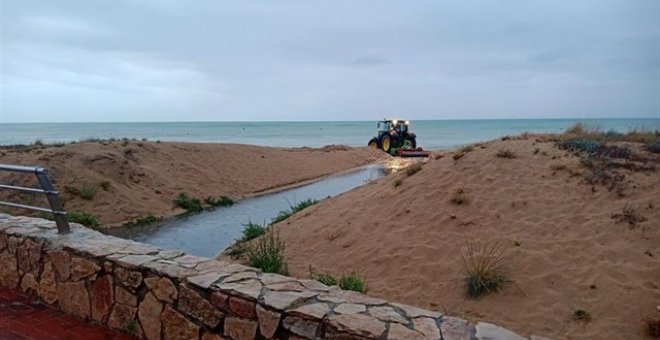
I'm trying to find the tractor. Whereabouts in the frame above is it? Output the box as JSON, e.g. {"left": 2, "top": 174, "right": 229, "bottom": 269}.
{"left": 368, "top": 119, "right": 429, "bottom": 157}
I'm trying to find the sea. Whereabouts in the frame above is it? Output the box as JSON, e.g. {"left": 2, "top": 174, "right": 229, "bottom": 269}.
{"left": 1, "top": 119, "right": 657, "bottom": 150}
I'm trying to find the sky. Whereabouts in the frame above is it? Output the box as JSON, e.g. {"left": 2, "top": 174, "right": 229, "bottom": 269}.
{"left": 0, "top": 0, "right": 658, "bottom": 122}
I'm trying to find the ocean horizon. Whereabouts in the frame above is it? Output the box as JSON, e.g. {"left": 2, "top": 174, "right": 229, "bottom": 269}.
{"left": 1, "top": 118, "right": 657, "bottom": 150}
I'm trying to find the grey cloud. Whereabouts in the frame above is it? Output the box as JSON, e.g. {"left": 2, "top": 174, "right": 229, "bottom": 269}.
{"left": 1, "top": 0, "right": 658, "bottom": 122}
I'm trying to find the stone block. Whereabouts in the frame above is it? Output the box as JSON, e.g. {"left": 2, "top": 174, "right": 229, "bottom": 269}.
{"left": 90, "top": 275, "right": 113, "bottom": 321}
{"left": 162, "top": 305, "right": 200, "bottom": 340}
{"left": 178, "top": 284, "right": 223, "bottom": 327}
{"left": 256, "top": 305, "right": 281, "bottom": 339}
{"left": 58, "top": 280, "right": 91, "bottom": 318}
{"left": 39, "top": 261, "right": 58, "bottom": 304}
{"left": 229, "top": 297, "right": 256, "bottom": 318}
{"left": 145, "top": 276, "right": 178, "bottom": 303}
{"left": 224, "top": 317, "right": 258, "bottom": 340}
{"left": 138, "top": 292, "right": 163, "bottom": 340}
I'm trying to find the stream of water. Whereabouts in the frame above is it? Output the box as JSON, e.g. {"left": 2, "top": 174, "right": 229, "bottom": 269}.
{"left": 105, "top": 164, "right": 386, "bottom": 258}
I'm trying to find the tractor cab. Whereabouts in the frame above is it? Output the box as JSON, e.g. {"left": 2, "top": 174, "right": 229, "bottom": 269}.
{"left": 368, "top": 119, "right": 428, "bottom": 157}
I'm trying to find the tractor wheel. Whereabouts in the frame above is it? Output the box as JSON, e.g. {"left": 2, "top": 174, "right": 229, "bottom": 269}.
{"left": 409, "top": 137, "right": 417, "bottom": 149}
{"left": 368, "top": 138, "right": 379, "bottom": 149}
{"left": 381, "top": 134, "right": 392, "bottom": 153}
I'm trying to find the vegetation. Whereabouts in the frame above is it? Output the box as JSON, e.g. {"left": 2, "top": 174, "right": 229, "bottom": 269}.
{"left": 204, "top": 195, "right": 235, "bottom": 207}
{"left": 563, "top": 122, "right": 658, "bottom": 144}
{"left": 646, "top": 141, "right": 660, "bottom": 153}
{"left": 405, "top": 162, "right": 423, "bottom": 176}
{"left": 247, "top": 228, "right": 288, "bottom": 274}
{"left": 68, "top": 211, "right": 99, "bottom": 228}
{"left": 241, "top": 221, "right": 266, "bottom": 241}
{"left": 533, "top": 147, "right": 540, "bottom": 155}
{"left": 125, "top": 319, "right": 138, "bottom": 335}
{"left": 461, "top": 242, "right": 512, "bottom": 299}
{"left": 453, "top": 144, "right": 475, "bottom": 160}
{"left": 611, "top": 202, "right": 647, "bottom": 226}
{"left": 392, "top": 178, "right": 403, "bottom": 187}
{"left": 173, "top": 193, "right": 203, "bottom": 213}
{"left": 80, "top": 182, "right": 99, "bottom": 200}
{"left": 647, "top": 318, "right": 660, "bottom": 338}
{"left": 225, "top": 242, "right": 249, "bottom": 260}
{"left": 271, "top": 198, "right": 319, "bottom": 224}
{"left": 450, "top": 186, "right": 468, "bottom": 205}
{"left": 572, "top": 309, "right": 592, "bottom": 322}
{"left": 495, "top": 149, "right": 517, "bottom": 159}
{"left": 308, "top": 266, "right": 338, "bottom": 286}
{"left": 124, "top": 215, "right": 160, "bottom": 227}
{"left": 339, "top": 272, "right": 367, "bottom": 293}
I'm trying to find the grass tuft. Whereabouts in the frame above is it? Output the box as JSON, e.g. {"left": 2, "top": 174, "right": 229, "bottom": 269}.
{"left": 68, "top": 211, "right": 99, "bottom": 228}
{"left": 611, "top": 202, "right": 647, "bottom": 226}
{"left": 271, "top": 198, "right": 319, "bottom": 224}
{"left": 241, "top": 221, "right": 266, "bottom": 241}
{"left": 450, "top": 186, "right": 469, "bottom": 205}
{"left": 646, "top": 141, "right": 660, "bottom": 154}
{"left": 496, "top": 149, "right": 517, "bottom": 159}
{"left": 405, "top": 162, "right": 423, "bottom": 176}
{"left": 461, "top": 242, "right": 511, "bottom": 299}
{"left": 339, "top": 272, "right": 367, "bottom": 293}
{"left": 453, "top": 144, "right": 475, "bottom": 160}
{"left": 392, "top": 178, "right": 403, "bottom": 187}
{"left": 205, "top": 195, "right": 235, "bottom": 207}
{"left": 308, "top": 266, "right": 338, "bottom": 286}
{"left": 174, "top": 193, "right": 203, "bottom": 213}
{"left": 572, "top": 309, "right": 592, "bottom": 322}
{"left": 247, "top": 228, "right": 288, "bottom": 274}
{"left": 80, "top": 182, "right": 99, "bottom": 200}
{"left": 124, "top": 215, "right": 159, "bottom": 227}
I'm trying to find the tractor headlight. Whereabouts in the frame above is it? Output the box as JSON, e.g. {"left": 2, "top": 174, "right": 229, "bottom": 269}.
{"left": 392, "top": 120, "right": 398, "bottom": 125}
{"left": 405, "top": 121, "right": 410, "bottom": 125}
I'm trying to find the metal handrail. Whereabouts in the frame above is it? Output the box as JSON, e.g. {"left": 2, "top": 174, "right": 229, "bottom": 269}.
{"left": 0, "top": 164, "right": 70, "bottom": 234}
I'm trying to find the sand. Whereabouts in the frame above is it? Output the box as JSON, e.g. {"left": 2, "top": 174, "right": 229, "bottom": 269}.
{"left": 271, "top": 137, "right": 659, "bottom": 339}
{"left": 0, "top": 141, "right": 383, "bottom": 226}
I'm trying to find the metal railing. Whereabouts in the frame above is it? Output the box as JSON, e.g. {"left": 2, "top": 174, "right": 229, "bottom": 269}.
{"left": 0, "top": 164, "right": 70, "bottom": 234}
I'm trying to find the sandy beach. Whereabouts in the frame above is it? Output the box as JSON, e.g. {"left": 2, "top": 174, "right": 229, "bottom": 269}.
{"left": 0, "top": 141, "right": 383, "bottom": 226}
{"left": 263, "top": 135, "right": 660, "bottom": 339}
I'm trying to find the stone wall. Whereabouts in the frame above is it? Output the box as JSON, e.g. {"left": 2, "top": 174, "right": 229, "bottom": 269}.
{"left": 0, "top": 214, "right": 531, "bottom": 340}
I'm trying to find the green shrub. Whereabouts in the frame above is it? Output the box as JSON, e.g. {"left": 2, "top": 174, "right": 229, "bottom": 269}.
{"left": 339, "top": 273, "right": 367, "bottom": 293}
{"left": 461, "top": 242, "right": 511, "bottom": 299}
{"left": 315, "top": 273, "right": 338, "bottom": 286}
{"left": 308, "top": 266, "right": 338, "bottom": 286}
{"left": 80, "top": 182, "right": 98, "bottom": 200}
{"left": 125, "top": 215, "right": 159, "bottom": 227}
{"left": 205, "top": 195, "right": 235, "bottom": 207}
{"left": 271, "top": 198, "right": 319, "bottom": 224}
{"left": 174, "top": 193, "right": 203, "bottom": 213}
{"left": 125, "top": 319, "right": 138, "bottom": 334}
{"left": 241, "top": 222, "right": 266, "bottom": 241}
{"left": 68, "top": 211, "right": 99, "bottom": 228}
{"left": 572, "top": 309, "right": 591, "bottom": 321}
{"left": 225, "top": 242, "right": 249, "bottom": 260}
{"left": 247, "top": 228, "right": 288, "bottom": 274}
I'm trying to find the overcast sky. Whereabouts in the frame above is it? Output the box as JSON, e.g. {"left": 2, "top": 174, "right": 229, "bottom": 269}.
{"left": 1, "top": 0, "right": 658, "bottom": 122}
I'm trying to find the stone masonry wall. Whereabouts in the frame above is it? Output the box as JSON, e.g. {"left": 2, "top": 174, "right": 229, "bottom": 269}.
{"left": 0, "top": 214, "right": 533, "bottom": 340}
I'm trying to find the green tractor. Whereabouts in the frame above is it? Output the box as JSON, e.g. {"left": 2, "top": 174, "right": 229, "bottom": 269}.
{"left": 368, "top": 119, "right": 429, "bottom": 157}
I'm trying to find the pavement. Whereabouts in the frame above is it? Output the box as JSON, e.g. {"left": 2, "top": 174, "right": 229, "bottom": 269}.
{"left": 0, "top": 286, "right": 134, "bottom": 340}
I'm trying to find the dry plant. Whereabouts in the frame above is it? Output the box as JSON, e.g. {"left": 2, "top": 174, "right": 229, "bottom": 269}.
{"left": 611, "top": 202, "right": 647, "bottom": 226}
{"left": 496, "top": 149, "right": 517, "bottom": 159}
{"left": 450, "top": 186, "right": 469, "bottom": 205}
{"left": 460, "top": 241, "right": 513, "bottom": 299}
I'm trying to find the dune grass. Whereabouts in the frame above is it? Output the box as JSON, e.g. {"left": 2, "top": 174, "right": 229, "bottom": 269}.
{"left": 461, "top": 242, "right": 512, "bottom": 299}
{"left": 247, "top": 228, "right": 288, "bottom": 274}
{"left": 450, "top": 186, "right": 469, "bottom": 205}
{"left": 271, "top": 198, "right": 319, "bottom": 224}
{"left": 173, "top": 193, "right": 203, "bottom": 213}
{"left": 495, "top": 149, "right": 516, "bottom": 159}
{"left": 339, "top": 272, "right": 367, "bottom": 293}
{"left": 204, "top": 195, "right": 234, "bottom": 207}
{"left": 241, "top": 221, "right": 266, "bottom": 241}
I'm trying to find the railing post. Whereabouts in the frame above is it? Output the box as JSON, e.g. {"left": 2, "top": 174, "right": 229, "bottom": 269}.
{"left": 34, "top": 168, "right": 71, "bottom": 234}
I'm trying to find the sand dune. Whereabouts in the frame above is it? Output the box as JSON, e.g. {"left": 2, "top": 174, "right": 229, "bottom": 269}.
{"left": 274, "top": 137, "right": 659, "bottom": 339}
{"left": 0, "top": 141, "right": 383, "bottom": 226}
